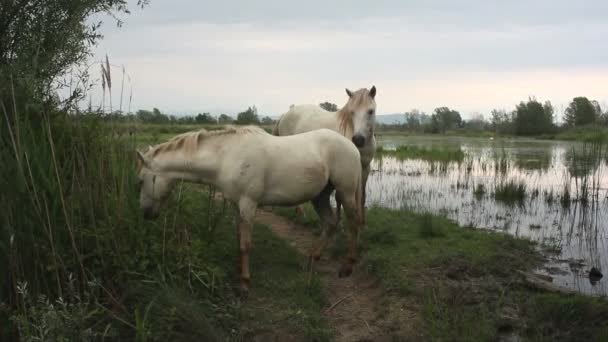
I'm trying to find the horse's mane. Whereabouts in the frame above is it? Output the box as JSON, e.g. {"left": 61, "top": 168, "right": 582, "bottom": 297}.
{"left": 336, "top": 88, "right": 374, "bottom": 138}
{"left": 148, "top": 125, "right": 266, "bottom": 158}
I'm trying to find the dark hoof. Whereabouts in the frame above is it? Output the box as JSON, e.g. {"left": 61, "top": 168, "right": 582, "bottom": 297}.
{"left": 239, "top": 279, "right": 251, "bottom": 298}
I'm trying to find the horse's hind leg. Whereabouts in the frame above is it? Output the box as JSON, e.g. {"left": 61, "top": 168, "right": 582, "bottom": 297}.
{"left": 310, "top": 188, "right": 338, "bottom": 261}
{"left": 237, "top": 197, "right": 257, "bottom": 295}
{"left": 337, "top": 192, "right": 361, "bottom": 278}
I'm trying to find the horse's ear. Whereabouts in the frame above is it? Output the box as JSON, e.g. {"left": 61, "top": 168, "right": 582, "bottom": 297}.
{"left": 369, "top": 86, "right": 376, "bottom": 99}
{"left": 345, "top": 88, "right": 353, "bottom": 98}
{"left": 136, "top": 151, "right": 150, "bottom": 168}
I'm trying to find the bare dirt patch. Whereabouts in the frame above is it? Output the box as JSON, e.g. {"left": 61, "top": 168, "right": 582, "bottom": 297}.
{"left": 255, "top": 210, "right": 423, "bottom": 342}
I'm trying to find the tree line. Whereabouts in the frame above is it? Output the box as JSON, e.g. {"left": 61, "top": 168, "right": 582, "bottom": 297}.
{"left": 100, "top": 106, "right": 276, "bottom": 125}
{"left": 394, "top": 96, "right": 608, "bottom": 135}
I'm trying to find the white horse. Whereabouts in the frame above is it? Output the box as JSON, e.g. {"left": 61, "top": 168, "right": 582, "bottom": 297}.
{"left": 135, "top": 126, "right": 362, "bottom": 293}
{"left": 273, "top": 86, "right": 377, "bottom": 226}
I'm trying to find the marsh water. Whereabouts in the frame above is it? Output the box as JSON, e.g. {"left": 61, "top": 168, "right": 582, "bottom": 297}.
{"left": 369, "top": 134, "right": 608, "bottom": 296}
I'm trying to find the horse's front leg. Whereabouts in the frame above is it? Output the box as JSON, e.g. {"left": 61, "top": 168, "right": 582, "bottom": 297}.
{"left": 361, "top": 164, "right": 370, "bottom": 229}
{"left": 237, "top": 197, "right": 257, "bottom": 295}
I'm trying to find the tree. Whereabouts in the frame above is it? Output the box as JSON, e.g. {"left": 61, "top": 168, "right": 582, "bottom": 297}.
{"left": 464, "top": 113, "right": 487, "bottom": 132}
{"left": 564, "top": 97, "right": 599, "bottom": 126}
{"left": 261, "top": 116, "right": 275, "bottom": 125}
{"left": 490, "top": 109, "right": 512, "bottom": 134}
{"left": 513, "top": 97, "right": 553, "bottom": 135}
{"left": 195, "top": 112, "right": 216, "bottom": 124}
{"left": 235, "top": 106, "right": 259, "bottom": 125}
{"left": 430, "top": 107, "right": 462, "bottom": 133}
{"left": 218, "top": 114, "right": 234, "bottom": 124}
{"left": 0, "top": 0, "right": 149, "bottom": 112}
{"left": 319, "top": 102, "right": 338, "bottom": 111}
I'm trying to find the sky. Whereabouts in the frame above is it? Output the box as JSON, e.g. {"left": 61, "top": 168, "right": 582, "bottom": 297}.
{"left": 90, "top": 0, "right": 608, "bottom": 120}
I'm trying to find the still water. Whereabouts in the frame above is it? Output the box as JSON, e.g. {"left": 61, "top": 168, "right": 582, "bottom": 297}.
{"left": 368, "top": 135, "right": 608, "bottom": 296}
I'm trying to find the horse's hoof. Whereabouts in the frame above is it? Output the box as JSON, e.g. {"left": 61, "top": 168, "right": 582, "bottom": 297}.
{"left": 239, "top": 279, "right": 251, "bottom": 298}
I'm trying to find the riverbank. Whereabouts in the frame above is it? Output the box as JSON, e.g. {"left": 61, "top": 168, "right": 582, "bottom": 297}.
{"left": 273, "top": 205, "right": 608, "bottom": 340}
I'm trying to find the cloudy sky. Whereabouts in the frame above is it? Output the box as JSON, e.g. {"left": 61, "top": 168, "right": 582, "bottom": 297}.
{"left": 91, "top": 0, "right": 608, "bottom": 119}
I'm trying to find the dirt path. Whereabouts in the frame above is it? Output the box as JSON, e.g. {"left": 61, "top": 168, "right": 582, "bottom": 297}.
{"left": 255, "top": 210, "right": 422, "bottom": 342}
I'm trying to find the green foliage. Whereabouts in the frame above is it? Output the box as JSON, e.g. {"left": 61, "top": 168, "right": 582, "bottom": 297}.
{"left": 514, "top": 97, "right": 554, "bottom": 135}
{"left": 217, "top": 114, "right": 234, "bottom": 124}
{"left": 564, "top": 97, "right": 601, "bottom": 127}
{"left": 10, "top": 276, "right": 114, "bottom": 341}
{"left": 319, "top": 102, "right": 338, "bottom": 112}
{"left": 430, "top": 106, "right": 462, "bottom": 133}
{"left": 0, "top": 0, "right": 148, "bottom": 112}
{"left": 195, "top": 112, "right": 217, "bottom": 124}
{"left": 136, "top": 108, "right": 170, "bottom": 123}
{"left": 490, "top": 108, "right": 512, "bottom": 134}
{"left": 235, "top": 106, "right": 260, "bottom": 125}
{"left": 260, "top": 116, "right": 274, "bottom": 125}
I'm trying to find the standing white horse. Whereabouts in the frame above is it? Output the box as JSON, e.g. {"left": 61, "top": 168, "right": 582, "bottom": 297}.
{"left": 273, "top": 86, "right": 377, "bottom": 226}
{"left": 135, "top": 126, "right": 362, "bottom": 293}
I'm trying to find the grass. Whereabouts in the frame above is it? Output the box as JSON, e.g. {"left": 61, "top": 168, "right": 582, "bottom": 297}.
{"left": 357, "top": 207, "right": 608, "bottom": 341}
{"left": 538, "top": 126, "right": 608, "bottom": 143}
{"left": 494, "top": 180, "right": 527, "bottom": 205}
{"left": 376, "top": 144, "right": 465, "bottom": 162}
{"left": 0, "top": 111, "right": 328, "bottom": 341}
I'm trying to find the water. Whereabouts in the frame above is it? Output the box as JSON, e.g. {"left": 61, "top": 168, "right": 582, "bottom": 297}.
{"left": 368, "top": 134, "right": 608, "bottom": 296}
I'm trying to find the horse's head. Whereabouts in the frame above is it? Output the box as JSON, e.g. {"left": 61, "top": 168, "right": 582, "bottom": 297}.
{"left": 135, "top": 148, "right": 176, "bottom": 220}
{"left": 342, "top": 86, "right": 377, "bottom": 148}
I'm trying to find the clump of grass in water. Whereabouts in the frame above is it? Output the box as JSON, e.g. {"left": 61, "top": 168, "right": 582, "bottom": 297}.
{"left": 494, "top": 180, "right": 526, "bottom": 205}
{"left": 560, "top": 184, "right": 571, "bottom": 208}
{"left": 493, "top": 148, "right": 509, "bottom": 175}
{"left": 377, "top": 145, "right": 465, "bottom": 162}
{"left": 473, "top": 183, "right": 486, "bottom": 200}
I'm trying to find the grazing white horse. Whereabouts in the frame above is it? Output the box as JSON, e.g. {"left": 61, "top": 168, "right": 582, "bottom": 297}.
{"left": 273, "top": 86, "right": 377, "bottom": 226}
{"left": 135, "top": 126, "right": 362, "bottom": 293}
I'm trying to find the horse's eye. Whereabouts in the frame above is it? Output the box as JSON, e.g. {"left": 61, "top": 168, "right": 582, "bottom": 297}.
{"left": 367, "top": 109, "right": 374, "bottom": 116}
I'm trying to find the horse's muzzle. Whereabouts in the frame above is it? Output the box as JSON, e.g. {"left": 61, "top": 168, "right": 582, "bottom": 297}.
{"left": 352, "top": 135, "right": 366, "bottom": 148}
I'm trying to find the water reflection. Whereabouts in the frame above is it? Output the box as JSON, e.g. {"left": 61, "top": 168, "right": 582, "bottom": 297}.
{"left": 369, "top": 136, "right": 608, "bottom": 296}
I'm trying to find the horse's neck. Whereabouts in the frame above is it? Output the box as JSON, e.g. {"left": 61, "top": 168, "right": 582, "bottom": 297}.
{"left": 152, "top": 143, "right": 221, "bottom": 184}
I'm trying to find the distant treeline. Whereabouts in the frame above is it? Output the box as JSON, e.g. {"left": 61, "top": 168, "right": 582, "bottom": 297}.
{"left": 99, "top": 96, "right": 608, "bottom": 137}
{"left": 379, "top": 96, "right": 608, "bottom": 135}
{"left": 98, "top": 106, "right": 276, "bottom": 125}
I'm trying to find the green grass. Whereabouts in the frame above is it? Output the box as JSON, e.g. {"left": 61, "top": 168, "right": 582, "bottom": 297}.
{"left": 376, "top": 145, "right": 465, "bottom": 162}
{"left": 355, "top": 207, "right": 608, "bottom": 341}
{"left": 1, "top": 112, "right": 327, "bottom": 341}
{"left": 538, "top": 126, "right": 608, "bottom": 142}
{"left": 271, "top": 204, "right": 321, "bottom": 233}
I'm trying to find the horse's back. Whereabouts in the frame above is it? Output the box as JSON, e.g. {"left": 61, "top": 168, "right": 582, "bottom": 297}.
{"left": 276, "top": 105, "right": 336, "bottom": 136}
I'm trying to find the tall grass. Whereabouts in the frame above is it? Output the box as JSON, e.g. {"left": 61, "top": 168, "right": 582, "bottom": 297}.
{"left": 0, "top": 99, "right": 237, "bottom": 340}
{"left": 494, "top": 180, "right": 527, "bottom": 205}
